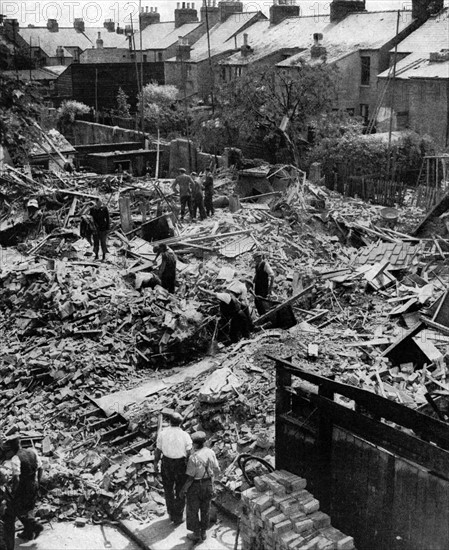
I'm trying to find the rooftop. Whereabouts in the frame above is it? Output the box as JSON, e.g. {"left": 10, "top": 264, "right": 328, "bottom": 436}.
{"left": 220, "top": 15, "right": 330, "bottom": 66}
{"left": 18, "top": 27, "right": 92, "bottom": 57}
{"left": 167, "top": 11, "right": 266, "bottom": 63}
{"left": 135, "top": 21, "right": 203, "bottom": 50}
{"left": 378, "top": 53, "right": 449, "bottom": 80}
{"left": 394, "top": 7, "right": 449, "bottom": 54}
{"left": 277, "top": 10, "right": 414, "bottom": 67}
{"left": 1, "top": 67, "right": 63, "bottom": 80}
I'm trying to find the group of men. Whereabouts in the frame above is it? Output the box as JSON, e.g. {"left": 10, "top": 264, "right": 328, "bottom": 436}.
{"left": 172, "top": 167, "right": 214, "bottom": 222}
{"left": 0, "top": 437, "right": 43, "bottom": 550}
{"left": 154, "top": 412, "right": 220, "bottom": 544}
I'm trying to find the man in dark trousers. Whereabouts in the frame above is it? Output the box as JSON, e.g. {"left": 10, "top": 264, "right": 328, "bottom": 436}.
{"left": 0, "top": 467, "right": 12, "bottom": 550}
{"left": 154, "top": 244, "right": 177, "bottom": 293}
{"left": 203, "top": 168, "right": 214, "bottom": 217}
{"left": 199, "top": 288, "right": 250, "bottom": 343}
{"left": 191, "top": 173, "right": 206, "bottom": 221}
{"left": 90, "top": 197, "right": 110, "bottom": 261}
{"left": 180, "top": 431, "right": 220, "bottom": 543}
{"left": 1, "top": 436, "right": 43, "bottom": 545}
{"left": 172, "top": 168, "right": 194, "bottom": 221}
{"left": 154, "top": 413, "right": 192, "bottom": 525}
{"left": 253, "top": 251, "right": 275, "bottom": 315}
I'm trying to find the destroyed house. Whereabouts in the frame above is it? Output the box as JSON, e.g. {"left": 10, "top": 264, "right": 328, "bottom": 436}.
{"left": 276, "top": 5, "right": 418, "bottom": 126}
{"left": 377, "top": 8, "right": 449, "bottom": 145}
{"left": 164, "top": 2, "right": 267, "bottom": 101}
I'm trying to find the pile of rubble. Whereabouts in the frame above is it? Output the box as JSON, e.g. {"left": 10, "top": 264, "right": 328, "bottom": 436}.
{"left": 2, "top": 162, "right": 449, "bottom": 526}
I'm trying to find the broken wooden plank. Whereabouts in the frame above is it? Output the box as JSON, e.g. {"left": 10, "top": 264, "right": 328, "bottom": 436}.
{"left": 255, "top": 284, "right": 315, "bottom": 326}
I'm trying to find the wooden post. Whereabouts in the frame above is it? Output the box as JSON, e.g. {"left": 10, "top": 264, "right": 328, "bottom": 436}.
{"left": 119, "top": 195, "right": 133, "bottom": 234}
{"left": 317, "top": 383, "right": 334, "bottom": 511}
{"left": 275, "top": 360, "right": 292, "bottom": 470}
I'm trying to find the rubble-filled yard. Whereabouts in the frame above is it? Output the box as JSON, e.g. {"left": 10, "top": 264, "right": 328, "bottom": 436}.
{"left": 2, "top": 163, "right": 449, "bottom": 527}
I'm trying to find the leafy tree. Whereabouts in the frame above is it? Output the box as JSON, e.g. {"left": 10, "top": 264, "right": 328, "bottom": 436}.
{"left": 57, "top": 100, "right": 90, "bottom": 134}
{"left": 115, "top": 87, "right": 131, "bottom": 118}
{"left": 0, "top": 73, "right": 44, "bottom": 165}
{"left": 192, "top": 61, "right": 338, "bottom": 164}
{"left": 137, "top": 82, "right": 184, "bottom": 136}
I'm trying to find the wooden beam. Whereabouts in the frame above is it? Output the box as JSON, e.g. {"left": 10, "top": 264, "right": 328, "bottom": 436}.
{"left": 269, "top": 354, "right": 449, "bottom": 450}
{"left": 255, "top": 284, "right": 315, "bottom": 326}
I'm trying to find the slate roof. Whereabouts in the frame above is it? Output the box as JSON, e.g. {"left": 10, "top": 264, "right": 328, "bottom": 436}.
{"left": 2, "top": 67, "right": 62, "bottom": 80}
{"left": 395, "top": 8, "right": 449, "bottom": 54}
{"left": 166, "top": 11, "right": 266, "bottom": 63}
{"left": 277, "top": 10, "right": 414, "bottom": 67}
{"left": 18, "top": 28, "right": 92, "bottom": 57}
{"left": 352, "top": 241, "right": 422, "bottom": 269}
{"left": 135, "top": 21, "right": 203, "bottom": 50}
{"left": 378, "top": 53, "right": 449, "bottom": 80}
{"left": 82, "top": 27, "right": 128, "bottom": 48}
{"left": 220, "top": 15, "right": 330, "bottom": 66}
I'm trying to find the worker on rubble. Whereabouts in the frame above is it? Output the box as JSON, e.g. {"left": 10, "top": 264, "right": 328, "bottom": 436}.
{"left": 172, "top": 168, "right": 194, "bottom": 221}
{"left": 199, "top": 287, "right": 250, "bottom": 343}
{"left": 203, "top": 168, "right": 214, "bottom": 217}
{"left": 0, "top": 467, "right": 12, "bottom": 550}
{"left": 191, "top": 172, "right": 206, "bottom": 221}
{"left": 1, "top": 436, "right": 43, "bottom": 544}
{"left": 154, "top": 243, "right": 177, "bottom": 293}
{"left": 154, "top": 412, "right": 192, "bottom": 525}
{"left": 25, "top": 199, "right": 42, "bottom": 223}
{"left": 90, "top": 197, "right": 110, "bottom": 261}
{"left": 180, "top": 431, "right": 220, "bottom": 543}
{"left": 252, "top": 251, "right": 275, "bottom": 315}
{"left": 227, "top": 279, "right": 253, "bottom": 330}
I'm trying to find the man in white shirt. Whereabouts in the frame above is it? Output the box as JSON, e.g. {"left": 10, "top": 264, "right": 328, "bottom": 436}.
{"left": 154, "top": 412, "right": 192, "bottom": 524}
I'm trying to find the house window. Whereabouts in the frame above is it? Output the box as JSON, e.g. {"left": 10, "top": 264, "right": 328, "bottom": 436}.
{"left": 221, "top": 67, "right": 226, "bottom": 81}
{"left": 361, "top": 56, "right": 370, "bottom": 86}
{"left": 157, "top": 52, "right": 163, "bottom": 62}
{"left": 235, "top": 66, "right": 242, "bottom": 77}
{"left": 346, "top": 108, "right": 355, "bottom": 116}
{"left": 360, "top": 104, "right": 369, "bottom": 124}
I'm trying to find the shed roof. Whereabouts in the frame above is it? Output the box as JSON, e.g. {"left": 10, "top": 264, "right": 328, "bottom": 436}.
{"left": 378, "top": 53, "right": 449, "bottom": 80}
{"left": 2, "top": 67, "right": 62, "bottom": 81}
{"left": 278, "top": 10, "right": 414, "bottom": 67}
{"left": 221, "top": 15, "right": 330, "bottom": 66}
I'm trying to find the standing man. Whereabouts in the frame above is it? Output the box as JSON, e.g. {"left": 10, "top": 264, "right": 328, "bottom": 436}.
{"left": 1, "top": 436, "right": 43, "bottom": 543}
{"left": 154, "top": 413, "right": 192, "bottom": 525}
{"left": 154, "top": 244, "right": 177, "bottom": 293}
{"left": 253, "top": 251, "right": 275, "bottom": 315}
{"left": 172, "top": 168, "right": 194, "bottom": 221}
{"left": 90, "top": 197, "right": 110, "bottom": 261}
{"left": 0, "top": 467, "right": 12, "bottom": 550}
{"left": 180, "top": 432, "right": 220, "bottom": 543}
{"left": 203, "top": 168, "right": 214, "bottom": 217}
{"left": 191, "top": 173, "right": 206, "bottom": 221}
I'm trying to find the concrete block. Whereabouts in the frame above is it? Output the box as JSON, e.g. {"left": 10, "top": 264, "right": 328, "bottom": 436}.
{"left": 254, "top": 475, "right": 269, "bottom": 491}
{"left": 317, "top": 537, "right": 336, "bottom": 550}
{"left": 273, "top": 493, "right": 294, "bottom": 509}
{"left": 268, "top": 512, "right": 288, "bottom": 531}
{"left": 274, "top": 519, "right": 294, "bottom": 536}
{"left": 310, "top": 511, "right": 331, "bottom": 529}
{"left": 280, "top": 497, "right": 301, "bottom": 515}
{"left": 254, "top": 494, "right": 274, "bottom": 513}
{"left": 337, "top": 536, "right": 355, "bottom": 550}
{"left": 241, "top": 487, "right": 260, "bottom": 504}
{"left": 303, "top": 498, "right": 320, "bottom": 515}
{"left": 260, "top": 505, "right": 279, "bottom": 524}
{"left": 265, "top": 478, "right": 287, "bottom": 496}
{"left": 301, "top": 535, "right": 322, "bottom": 550}
{"left": 293, "top": 518, "right": 314, "bottom": 535}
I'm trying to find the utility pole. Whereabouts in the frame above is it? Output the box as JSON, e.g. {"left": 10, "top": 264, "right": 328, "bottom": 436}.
{"left": 139, "top": 0, "right": 145, "bottom": 139}
{"left": 387, "top": 9, "right": 400, "bottom": 179}
{"left": 204, "top": 0, "right": 215, "bottom": 114}
{"left": 181, "top": 53, "right": 191, "bottom": 172}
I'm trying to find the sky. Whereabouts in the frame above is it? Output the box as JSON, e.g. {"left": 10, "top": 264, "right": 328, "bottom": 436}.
{"left": 0, "top": 0, "right": 422, "bottom": 27}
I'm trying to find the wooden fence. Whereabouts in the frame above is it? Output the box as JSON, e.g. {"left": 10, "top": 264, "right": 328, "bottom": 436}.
{"left": 273, "top": 355, "right": 449, "bottom": 550}
{"left": 324, "top": 171, "right": 407, "bottom": 206}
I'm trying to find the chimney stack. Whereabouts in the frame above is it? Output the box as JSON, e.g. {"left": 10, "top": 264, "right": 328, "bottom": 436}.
{"left": 218, "top": 1, "right": 243, "bottom": 22}
{"left": 240, "top": 33, "right": 253, "bottom": 57}
{"left": 176, "top": 36, "right": 191, "bottom": 60}
{"left": 201, "top": 0, "right": 220, "bottom": 25}
{"left": 47, "top": 18, "right": 59, "bottom": 32}
{"left": 175, "top": 3, "right": 199, "bottom": 28}
{"left": 103, "top": 19, "right": 115, "bottom": 32}
{"left": 56, "top": 45, "right": 64, "bottom": 63}
{"left": 74, "top": 17, "right": 85, "bottom": 32}
{"left": 96, "top": 31, "right": 103, "bottom": 48}
{"left": 311, "top": 32, "right": 326, "bottom": 58}
{"left": 330, "top": 0, "right": 365, "bottom": 22}
{"left": 412, "top": 0, "right": 443, "bottom": 22}
{"left": 3, "top": 19, "right": 19, "bottom": 40}
{"left": 140, "top": 6, "right": 161, "bottom": 30}
{"left": 270, "top": 0, "right": 300, "bottom": 25}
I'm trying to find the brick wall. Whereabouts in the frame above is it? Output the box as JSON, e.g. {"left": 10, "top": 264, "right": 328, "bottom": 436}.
{"left": 240, "top": 470, "right": 356, "bottom": 550}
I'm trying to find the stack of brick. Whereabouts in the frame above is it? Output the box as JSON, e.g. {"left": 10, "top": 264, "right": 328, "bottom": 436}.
{"left": 240, "top": 470, "right": 356, "bottom": 550}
